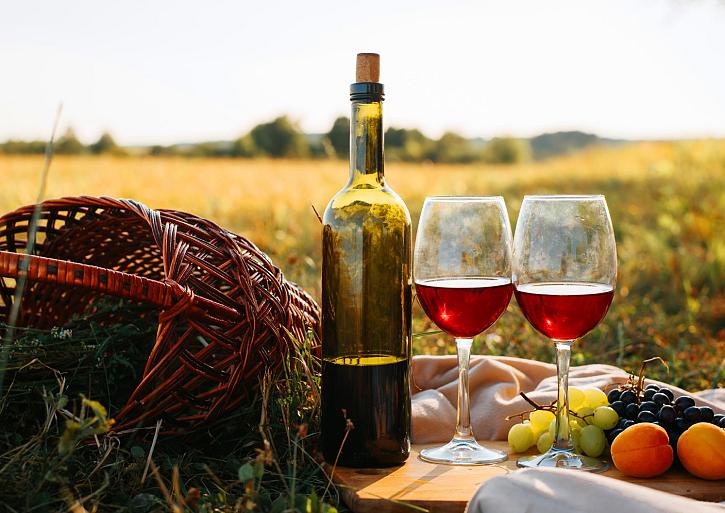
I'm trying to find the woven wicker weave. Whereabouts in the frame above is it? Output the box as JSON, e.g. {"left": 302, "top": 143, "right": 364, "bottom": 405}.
{"left": 0, "top": 196, "right": 320, "bottom": 435}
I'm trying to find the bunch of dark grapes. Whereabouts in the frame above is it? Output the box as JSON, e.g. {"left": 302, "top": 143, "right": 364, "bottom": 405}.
{"left": 605, "top": 384, "right": 724, "bottom": 452}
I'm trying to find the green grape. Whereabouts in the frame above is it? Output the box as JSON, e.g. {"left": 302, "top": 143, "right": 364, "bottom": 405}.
{"left": 572, "top": 429, "right": 583, "bottom": 453}
{"left": 537, "top": 431, "right": 553, "bottom": 454}
{"left": 526, "top": 420, "right": 545, "bottom": 439}
{"left": 580, "top": 425, "right": 606, "bottom": 457}
{"left": 582, "top": 387, "right": 608, "bottom": 409}
{"left": 569, "top": 418, "right": 583, "bottom": 435}
{"left": 577, "top": 406, "right": 596, "bottom": 425}
{"left": 508, "top": 423, "right": 535, "bottom": 453}
{"left": 593, "top": 406, "right": 619, "bottom": 430}
{"left": 568, "top": 387, "right": 586, "bottom": 410}
{"left": 522, "top": 419, "right": 543, "bottom": 439}
{"left": 529, "top": 410, "right": 555, "bottom": 432}
{"left": 548, "top": 418, "right": 557, "bottom": 438}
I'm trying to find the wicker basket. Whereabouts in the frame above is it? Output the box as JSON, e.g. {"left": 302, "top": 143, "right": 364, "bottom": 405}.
{"left": 0, "top": 196, "right": 320, "bottom": 435}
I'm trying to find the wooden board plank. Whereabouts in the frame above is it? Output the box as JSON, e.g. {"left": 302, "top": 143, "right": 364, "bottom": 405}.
{"left": 330, "top": 442, "right": 725, "bottom": 513}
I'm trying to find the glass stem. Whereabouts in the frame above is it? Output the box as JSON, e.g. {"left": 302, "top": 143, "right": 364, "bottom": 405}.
{"left": 553, "top": 341, "right": 574, "bottom": 451}
{"left": 454, "top": 338, "right": 475, "bottom": 441}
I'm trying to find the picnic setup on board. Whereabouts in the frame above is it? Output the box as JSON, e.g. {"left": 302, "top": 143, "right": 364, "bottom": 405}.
{"left": 1, "top": 53, "right": 722, "bottom": 512}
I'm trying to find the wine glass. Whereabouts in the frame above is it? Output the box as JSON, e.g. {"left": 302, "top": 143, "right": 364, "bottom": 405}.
{"left": 414, "top": 196, "right": 513, "bottom": 465}
{"left": 513, "top": 195, "right": 616, "bottom": 471}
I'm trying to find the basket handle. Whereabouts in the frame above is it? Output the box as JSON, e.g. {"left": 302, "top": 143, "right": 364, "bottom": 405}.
{"left": 0, "top": 250, "right": 242, "bottom": 322}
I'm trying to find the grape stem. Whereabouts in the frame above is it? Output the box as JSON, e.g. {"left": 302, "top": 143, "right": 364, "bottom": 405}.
{"left": 519, "top": 392, "right": 542, "bottom": 410}
{"left": 505, "top": 391, "right": 588, "bottom": 422}
{"left": 620, "top": 356, "right": 669, "bottom": 404}
{"left": 504, "top": 393, "right": 553, "bottom": 421}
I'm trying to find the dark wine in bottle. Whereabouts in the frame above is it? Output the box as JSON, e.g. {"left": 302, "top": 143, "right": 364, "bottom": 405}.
{"left": 321, "top": 53, "right": 412, "bottom": 467}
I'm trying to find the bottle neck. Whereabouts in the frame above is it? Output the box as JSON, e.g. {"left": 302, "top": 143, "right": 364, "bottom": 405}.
{"left": 348, "top": 100, "right": 384, "bottom": 188}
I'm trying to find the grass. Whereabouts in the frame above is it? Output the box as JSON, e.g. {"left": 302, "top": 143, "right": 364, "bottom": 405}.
{"left": 0, "top": 303, "right": 333, "bottom": 513}
{"left": 2, "top": 140, "right": 723, "bottom": 389}
{"left": 0, "top": 141, "right": 723, "bottom": 511}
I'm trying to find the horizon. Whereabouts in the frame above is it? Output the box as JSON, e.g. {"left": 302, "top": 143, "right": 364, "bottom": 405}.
{"left": 9, "top": 125, "right": 725, "bottom": 149}
{"left": 32, "top": 128, "right": 725, "bottom": 149}
{"left": 2, "top": 0, "right": 725, "bottom": 145}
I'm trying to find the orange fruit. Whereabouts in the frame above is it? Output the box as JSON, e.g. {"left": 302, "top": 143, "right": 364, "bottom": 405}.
{"left": 677, "top": 422, "right": 725, "bottom": 480}
{"left": 610, "top": 423, "right": 673, "bottom": 478}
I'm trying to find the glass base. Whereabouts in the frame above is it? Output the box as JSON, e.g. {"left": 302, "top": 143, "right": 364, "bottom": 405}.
{"left": 419, "top": 438, "right": 508, "bottom": 465}
{"left": 517, "top": 448, "right": 609, "bottom": 472}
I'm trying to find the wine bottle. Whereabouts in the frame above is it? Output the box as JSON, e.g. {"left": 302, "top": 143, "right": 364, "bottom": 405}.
{"left": 321, "top": 53, "right": 412, "bottom": 467}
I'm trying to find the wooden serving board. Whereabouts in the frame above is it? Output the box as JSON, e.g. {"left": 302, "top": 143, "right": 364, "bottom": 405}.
{"left": 329, "top": 442, "right": 724, "bottom": 513}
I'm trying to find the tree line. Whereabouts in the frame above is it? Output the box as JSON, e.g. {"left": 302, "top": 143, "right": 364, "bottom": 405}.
{"left": 0, "top": 129, "right": 128, "bottom": 156}
{"left": 0, "top": 116, "right": 531, "bottom": 164}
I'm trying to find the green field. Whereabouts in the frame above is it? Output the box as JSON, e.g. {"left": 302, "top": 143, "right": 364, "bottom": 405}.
{"left": 2, "top": 140, "right": 724, "bottom": 390}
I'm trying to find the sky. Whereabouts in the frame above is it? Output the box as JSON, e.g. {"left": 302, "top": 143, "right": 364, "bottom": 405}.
{"left": 1, "top": 0, "right": 724, "bottom": 145}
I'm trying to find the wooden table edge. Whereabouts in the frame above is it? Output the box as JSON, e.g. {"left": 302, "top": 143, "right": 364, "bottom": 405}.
{"left": 326, "top": 443, "right": 725, "bottom": 513}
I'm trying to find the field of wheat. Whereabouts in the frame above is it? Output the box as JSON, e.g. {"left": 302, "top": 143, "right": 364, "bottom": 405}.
{"left": 2, "top": 140, "right": 723, "bottom": 390}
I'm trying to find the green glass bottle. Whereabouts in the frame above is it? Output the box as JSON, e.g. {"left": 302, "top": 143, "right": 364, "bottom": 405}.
{"left": 321, "top": 53, "right": 412, "bottom": 467}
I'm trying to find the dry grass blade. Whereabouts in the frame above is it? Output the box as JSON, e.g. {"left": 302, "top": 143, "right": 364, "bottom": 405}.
{"left": 0, "top": 103, "right": 62, "bottom": 393}
{"left": 149, "top": 459, "right": 183, "bottom": 513}
{"left": 311, "top": 204, "right": 323, "bottom": 224}
{"left": 322, "top": 410, "right": 353, "bottom": 500}
{"left": 141, "top": 419, "right": 162, "bottom": 483}
{"left": 257, "top": 370, "right": 291, "bottom": 498}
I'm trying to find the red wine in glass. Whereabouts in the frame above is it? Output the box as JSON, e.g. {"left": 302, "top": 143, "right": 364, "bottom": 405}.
{"left": 513, "top": 195, "right": 616, "bottom": 472}
{"left": 416, "top": 277, "right": 513, "bottom": 338}
{"left": 514, "top": 282, "right": 614, "bottom": 341}
{"left": 414, "top": 196, "right": 513, "bottom": 465}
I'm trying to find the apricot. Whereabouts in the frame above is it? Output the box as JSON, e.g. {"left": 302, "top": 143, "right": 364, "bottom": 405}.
{"left": 677, "top": 422, "right": 725, "bottom": 480}
{"left": 610, "top": 423, "right": 673, "bottom": 478}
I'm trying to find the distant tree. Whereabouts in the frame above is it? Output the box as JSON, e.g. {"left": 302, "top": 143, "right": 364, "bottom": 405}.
{"left": 189, "top": 142, "right": 221, "bottom": 157}
{"left": 55, "top": 128, "right": 85, "bottom": 155}
{"left": 385, "top": 127, "right": 418, "bottom": 149}
{"left": 89, "top": 132, "right": 125, "bottom": 155}
{"left": 385, "top": 127, "right": 432, "bottom": 162}
{"left": 482, "top": 137, "right": 531, "bottom": 164}
{"left": 529, "top": 131, "right": 602, "bottom": 160}
{"left": 0, "top": 140, "right": 46, "bottom": 154}
{"left": 250, "top": 116, "right": 309, "bottom": 158}
{"left": 150, "top": 144, "right": 184, "bottom": 156}
{"left": 326, "top": 116, "right": 349, "bottom": 158}
{"left": 430, "top": 131, "right": 475, "bottom": 163}
{"left": 307, "top": 135, "right": 336, "bottom": 159}
{"left": 230, "top": 134, "right": 258, "bottom": 158}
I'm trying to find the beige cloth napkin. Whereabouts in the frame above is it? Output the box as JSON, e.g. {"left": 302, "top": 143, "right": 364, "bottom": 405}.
{"left": 411, "top": 355, "right": 725, "bottom": 443}
{"left": 467, "top": 467, "right": 725, "bottom": 513}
